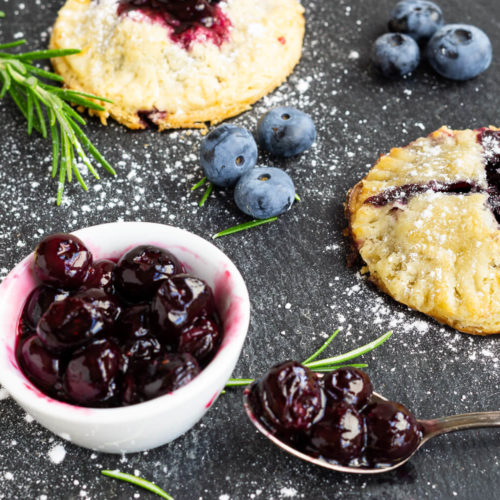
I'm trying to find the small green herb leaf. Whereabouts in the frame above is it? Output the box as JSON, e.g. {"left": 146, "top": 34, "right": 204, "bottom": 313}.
{"left": 199, "top": 182, "right": 213, "bottom": 207}
{"left": 191, "top": 176, "right": 207, "bottom": 191}
{"left": 305, "top": 330, "right": 393, "bottom": 370}
{"left": 101, "top": 470, "right": 174, "bottom": 500}
{"left": 213, "top": 217, "right": 278, "bottom": 239}
{"left": 295, "top": 193, "right": 301, "bottom": 202}
{"left": 0, "top": 11, "right": 5, "bottom": 19}
{"left": 302, "top": 329, "right": 340, "bottom": 365}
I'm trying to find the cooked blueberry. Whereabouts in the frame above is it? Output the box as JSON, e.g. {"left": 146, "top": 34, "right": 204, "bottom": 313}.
{"left": 364, "top": 400, "right": 421, "bottom": 464}
{"left": 257, "top": 107, "right": 316, "bottom": 157}
{"left": 388, "top": 0, "right": 444, "bottom": 42}
{"left": 234, "top": 167, "right": 295, "bottom": 219}
{"left": 64, "top": 339, "right": 121, "bottom": 406}
{"left": 37, "top": 289, "right": 120, "bottom": 353}
{"left": 21, "top": 285, "right": 68, "bottom": 329}
{"left": 372, "top": 33, "right": 420, "bottom": 78}
{"left": 123, "top": 335, "right": 163, "bottom": 364}
{"left": 20, "top": 335, "right": 61, "bottom": 393}
{"left": 115, "top": 245, "right": 183, "bottom": 302}
{"left": 117, "top": 304, "right": 151, "bottom": 339}
{"left": 33, "top": 233, "right": 93, "bottom": 289}
{"left": 255, "top": 361, "right": 323, "bottom": 432}
{"left": 427, "top": 24, "right": 492, "bottom": 80}
{"left": 151, "top": 274, "right": 214, "bottom": 334}
{"left": 123, "top": 352, "right": 200, "bottom": 404}
{"left": 83, "top": 259, "right": 116, "bottom": 294}
{"left": 306, "top": 403, "right": 366, "bottom": 464}
{"left": 200, "top": 124, "right": 258, "bottom": 187}
{"left": 178, "top": 314, "right": 221, "bottom": 364}
{"left": 322, "top": 368, "right": 373, "bottom": 409}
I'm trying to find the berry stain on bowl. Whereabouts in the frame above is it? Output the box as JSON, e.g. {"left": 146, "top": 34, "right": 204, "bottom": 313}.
{"left": 0, "top": 222, "right": 250, "bottom": 453}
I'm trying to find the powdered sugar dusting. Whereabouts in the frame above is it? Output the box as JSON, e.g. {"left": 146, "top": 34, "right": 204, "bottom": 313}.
{"left": 48, "top": 444, "right": 67, "bottom": 465}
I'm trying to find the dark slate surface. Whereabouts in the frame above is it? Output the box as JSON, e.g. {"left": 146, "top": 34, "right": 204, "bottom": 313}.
{"left": 0, "top": 0, "right": 499, "bottom": 498}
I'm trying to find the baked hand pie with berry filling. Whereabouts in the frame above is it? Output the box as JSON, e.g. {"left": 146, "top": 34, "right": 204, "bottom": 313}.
{"left": 346, "top": 126, "right": 500, "bottom": 335}
{"left": 49, "top": 0, "right": 305, "bottom": 130}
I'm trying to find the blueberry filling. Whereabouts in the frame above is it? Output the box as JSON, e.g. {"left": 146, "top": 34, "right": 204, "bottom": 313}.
{"left": 365, "top": 180, "right": 480, "bottom": 206}
{"left": 137, "top": 109, "right": 168, "bottom": 128}
{"left": 118, "top": 0, "right": 229, "bottom": 49}
{"left": 364, "top": 129, "right": 500, "bottom": 223}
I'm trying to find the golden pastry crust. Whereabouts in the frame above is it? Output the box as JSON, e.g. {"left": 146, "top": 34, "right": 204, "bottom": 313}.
{"left": 49, "top": 0, "right": 305, "bottom": 130}
{"left": 346, "top": 126, "right": 500, "bottom": 335}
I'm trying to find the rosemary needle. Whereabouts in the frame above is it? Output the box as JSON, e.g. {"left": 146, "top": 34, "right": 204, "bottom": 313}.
{"left": 212, "top": 217, "right": 278, "bottom": 239}
{"left": 101, "top": 470, "right": 174, "bottom": 500}
{"left": 0, "top": 35, "right": 115, "bottom": 205}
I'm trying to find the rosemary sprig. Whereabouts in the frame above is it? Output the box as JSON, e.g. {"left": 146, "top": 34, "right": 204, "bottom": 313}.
{"left": 212, "top": 217, "right": 277, "bottom": 239}
{"left": 0, "top": 38, "right": 115, "bottom": 204}
{"left": 225, "top": 329, "right": 393, "bottom": 387}
{"left": 101, "top": 470, "right": 174, "bottom": 500}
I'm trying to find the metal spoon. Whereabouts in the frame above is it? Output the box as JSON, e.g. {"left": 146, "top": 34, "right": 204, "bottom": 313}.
{"left": 243, "top": 388, "right": 500, "bottom": 474}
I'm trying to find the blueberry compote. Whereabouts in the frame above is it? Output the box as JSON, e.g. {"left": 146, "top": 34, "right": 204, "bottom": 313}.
{"left": 249, "top": 364, "right": 422, "bottom": 468}
{"left": 17, "top": 234, "right": 222, "bottom": 408}
{"left": 117, "top": 0, "right": 230, "bottom": 49}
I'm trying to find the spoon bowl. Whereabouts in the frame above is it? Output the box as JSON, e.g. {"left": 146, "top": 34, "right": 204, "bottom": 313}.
{"left": 243, "top": 386, "right": 500, "bottom": 474}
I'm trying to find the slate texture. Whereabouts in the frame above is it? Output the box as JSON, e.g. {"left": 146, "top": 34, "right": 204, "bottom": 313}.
{"left": 0, "top": 1, "right": 499, "bottom": 499}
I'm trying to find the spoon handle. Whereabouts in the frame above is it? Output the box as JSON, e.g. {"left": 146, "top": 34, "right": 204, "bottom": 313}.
{"left": 420, "top": 411, "right": 500, "bottom": 441}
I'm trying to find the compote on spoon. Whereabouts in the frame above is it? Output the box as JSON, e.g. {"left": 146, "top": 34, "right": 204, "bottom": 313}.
{"left": 243, "top": 362, "right": 500, "bottom": 474}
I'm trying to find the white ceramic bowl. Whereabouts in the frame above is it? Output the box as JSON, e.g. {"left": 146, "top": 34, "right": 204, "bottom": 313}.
{"left": 0, "top": 222, "right": 250, "bottom": 453}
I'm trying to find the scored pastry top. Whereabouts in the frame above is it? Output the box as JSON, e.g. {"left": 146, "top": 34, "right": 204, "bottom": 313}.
{"left": 347, "top": 126, "right": 500, "bottom": 335}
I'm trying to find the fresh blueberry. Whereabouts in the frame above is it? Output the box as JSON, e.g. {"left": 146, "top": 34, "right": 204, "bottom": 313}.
{"left": 426, "top": 24, "right": 492, "bottom": 81}
{"left": 388, "top": 1, "right": 444, "bottom": 42}
{"left": 234, "top": 167, "right": 295, "bottom": 219}
{"left": 257, "top": 107, "right": 316, "bottom": 158}
{"left": 200, "top": 124, "right": 258, "bottom": 187}
{"left": 371, "top": 33, "right": 420, "bottom": 78}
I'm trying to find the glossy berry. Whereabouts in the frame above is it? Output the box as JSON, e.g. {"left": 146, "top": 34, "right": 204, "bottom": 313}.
{"left": 256, "top": 361, "right": 323, "bottom": 432}
{"left": 115, "top": 245, "right": 183, "bottom": 302}
{"left": 388, "top": 1, "right": 444, "bottom": 42}
{"left": 84, "top": 259, "right": 116, "bottom": 294}
{"left": 37, "top": 289, "right": 120, "bottom": 353}
{"left": 20, "top": 335, "right": 61, "bottom": 392}
{"left": 123, "top": 335, "right": 163, "bottom": 364}
{"left": 234, "top": 167, "right": 295, "bottom": 219}
{"left": 364, "top": 400, "right": 421, "bottom": 464}
{"left": 427, "top": 24, "right": 492, "bottom": 81}
{"left": 123, "top": 352, "right": 200, "bottom": 404}
{"left": 33, "top": 233, "right": 93, "bottom": 289}
{"left": 64, "top": 339, "right": 121, "bottom": 406}
{"left": 372, "top": 33, "right": 420, "bottom": 78}
{"left": 178, "top": 315, "right": 221, "bottom": 364}
{"left": 306, "top": 403, "right": 366, "bottom": 464}
{"left": 118, "top": 304, "right": 162, "bottom": 363}
{"left": 257, "top": 107, "right": 316, "bottom": 158}
{"left": 322, "top": 368, "right": 373, "bottom": 409}
{"left": 200, "top": 124, "right": 258, "bottom": 187}
{"left": 118, "top": 304, "right": 151, "bottom": 339}
{"left": 152, "top": 274, "right": 214, "bottom": 334}
{"left": 22, "top": 286, "right": 68, "bottom": 329}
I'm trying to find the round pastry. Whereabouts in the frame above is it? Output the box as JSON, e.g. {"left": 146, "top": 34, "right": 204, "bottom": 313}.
{"left": 49, "top": 0, "right": 305, "bottom": 130}
{"left": 346, "top": 126, "right": 500, "bottom": 335}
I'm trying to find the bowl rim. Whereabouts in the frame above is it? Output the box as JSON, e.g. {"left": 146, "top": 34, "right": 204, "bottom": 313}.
{"left": 0, "top": 221, "right": 250, "bottom": 424}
